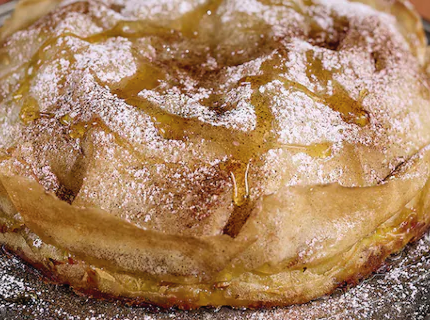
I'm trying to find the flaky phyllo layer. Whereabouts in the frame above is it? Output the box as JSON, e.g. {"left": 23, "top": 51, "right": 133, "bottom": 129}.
{"left": 0, "top": 0, "right": 430, "bottom": 308}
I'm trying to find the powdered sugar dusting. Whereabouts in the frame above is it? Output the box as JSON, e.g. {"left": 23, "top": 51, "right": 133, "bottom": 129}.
{"left": 0, "top": 0, "right": 430, "bottom": 315}
{"left": 74, "top": 37, "right": 137, "bottom": 84}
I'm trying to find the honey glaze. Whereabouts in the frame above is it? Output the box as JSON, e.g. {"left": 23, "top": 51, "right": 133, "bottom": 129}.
{"left": 59, "top": 114, "right": 73, "bottom": 126}
{"left": 85, "top": 21, "right": 180, "bottom": 44}
{"left": 284, "top": 143, "right": 333, "bottom": 159}
{"left": 98, "top": 39, "right": 352, "bottom": 237}
{"left": 220, "top": 160, "right": 251, "bottom": 208}
{"left": 59, "top": 113, "right": 97, "bottom": 140}
{"left": 69, "top": 122, "right": 89, "bottom": 139}
{"left": 305, "top": 50, "right": 370, "bottom": 127}
{"left": 175, "top": 0, "right": 223, "bottom": 38}
{"left": 106, "top": 59, "right": 273, "bottom": 237}
{"left": 107, "top": 55, "right": 276, "bottom": 159}
{"left": 19, "top": 97, "right": 40, "bottom": 125}
{"left": 11, "top": 33, "right": 79, "bottom": 126}
{"left": 221, "top": 161, "right": 254, "bottom": 238}
{"left": 10, "top": 3, "right": 372, "bottom": 238}
{"left": 108, "top": 61, "right": 196, "bottom": 142}
{"left": 85, "top": 0, "right": 223, "bottom": 44}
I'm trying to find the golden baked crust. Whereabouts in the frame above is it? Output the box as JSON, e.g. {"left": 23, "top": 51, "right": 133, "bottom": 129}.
{"left": 0, "top": 0, "right": 430, "bottom": 309}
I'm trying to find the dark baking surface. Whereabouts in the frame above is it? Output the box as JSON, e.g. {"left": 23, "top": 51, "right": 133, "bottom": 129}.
{"left": 424, "top": 20, "right": 430, "bottom": 39}
{"left": 1, "top": 3, "right": 430, "bottom": 320}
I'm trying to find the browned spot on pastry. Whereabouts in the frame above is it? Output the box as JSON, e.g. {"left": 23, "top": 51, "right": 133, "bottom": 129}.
{"left": 371, "top": 51, "right": 386, "bottom": 72}
{"left": 55, "top": 150, "right": 87, "bottom": 204}
{"left": 55, "top": 185, "right": 78, "bottom": 204}
{"left": 199, "top": 93, "right": 235, "bottom": 115}
{"left": 109, "top": 4, "right": 124, "bottom": 14}
{"left": 308, "top": 16, "right": 350, "bottom": 51}
{"left": 222, "top": 202, "right": 253, "bottom": 238}
{"left": 0, "top": 223, "right": 24, "bottom": 233}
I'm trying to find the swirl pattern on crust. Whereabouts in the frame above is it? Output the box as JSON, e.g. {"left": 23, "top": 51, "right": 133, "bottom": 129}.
{"left": 0, "top": 0, "right": 430, "bottom": 309}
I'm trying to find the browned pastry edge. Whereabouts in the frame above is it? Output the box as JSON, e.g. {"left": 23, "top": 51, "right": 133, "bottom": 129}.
{"left": 1, "top": 203, "right": 428, "bottom": 310}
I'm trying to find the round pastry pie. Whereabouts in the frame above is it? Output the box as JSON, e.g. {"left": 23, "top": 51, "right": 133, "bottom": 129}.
{"left": 0, "top": 0, "right": 430, "bottom": 309}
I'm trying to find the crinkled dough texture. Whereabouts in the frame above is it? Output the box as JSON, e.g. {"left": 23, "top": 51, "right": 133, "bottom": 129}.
{"left": 0, "top": 0, "right": 430, "bottom": 309}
